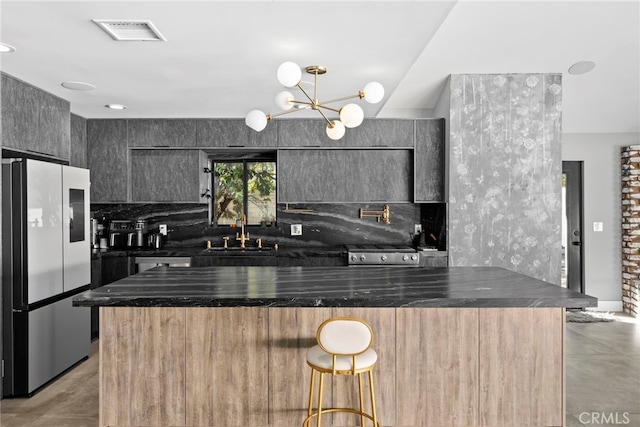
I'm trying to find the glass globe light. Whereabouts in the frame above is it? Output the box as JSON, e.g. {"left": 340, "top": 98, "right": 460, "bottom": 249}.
{"left": 326, "top": 120, "right": 345, "bottom": 140}
{"left": 277, "top": 62, "right": 302, "bottom": 88}
{"left": 363, "top": 81, "right": 385, "bottom": 104}
{"left": 339, "top": 103, "right": 364, "bottom": 128}
{"left": 275, "top": 91, "right": 295, "bottom": 110}
{"left": 245, "top": 110, "right": 268, "bottom": 132}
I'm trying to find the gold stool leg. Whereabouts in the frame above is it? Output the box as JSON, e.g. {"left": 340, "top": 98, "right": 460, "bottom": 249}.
{"left": 316, "top": 372, "right": 324, "bottom": 427}
{"left": 357, "top": 373, "right": 365, "bottom": 427}
{"left": 368, "top": 370, "right": 378, "bottom": 427}
{"left": 306, "top": 368, "right": 316, "bottom": 427}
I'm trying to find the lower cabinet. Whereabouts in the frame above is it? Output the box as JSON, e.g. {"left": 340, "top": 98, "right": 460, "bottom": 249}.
{"left": 90, "top": 256, "right": 133, "bottom": 339}
{"left": 99, "top": 306, "right": 564, "bottom": 427}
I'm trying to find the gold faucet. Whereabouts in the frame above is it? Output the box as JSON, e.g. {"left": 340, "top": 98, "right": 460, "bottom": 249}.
{"left": 359, "top": 204, "right": 390, "bottom": 224}
{"left": 236, "top": 216, "right": 250, "bottom": 248}
{"left": 222, "top": 236, "right": 229, "bottom": 249}
{"left": 256, "top": 238, "right": 262, "bottom": 249}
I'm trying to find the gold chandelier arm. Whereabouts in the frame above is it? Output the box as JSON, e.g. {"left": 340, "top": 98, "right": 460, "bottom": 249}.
{"left": 316, "top": 104, "right": 340, "bottom": 114}
{"left": 268, "top": 107, "right": 310, "bottom": 119}
{"left": 318, "top": 93, "right": 362, "bottom": 105}
{"left": 315, "top": 108, "right": 333, "bottom": 125}
{"left": 296, "top": 83, "right": 315, "bottom": 104}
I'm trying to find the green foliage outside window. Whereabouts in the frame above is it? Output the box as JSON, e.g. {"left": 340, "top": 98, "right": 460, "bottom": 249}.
{"left": 214, "top": 161, "right": 276, "bottom": 225}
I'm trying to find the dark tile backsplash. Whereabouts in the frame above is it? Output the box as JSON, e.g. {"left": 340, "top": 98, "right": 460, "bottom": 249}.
{"left": 91, "top": 202, "right": 445, "bottom": 250}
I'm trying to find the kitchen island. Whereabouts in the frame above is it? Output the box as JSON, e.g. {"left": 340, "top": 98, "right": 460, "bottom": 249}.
{"left": 73, "top": 266, "right": 596, "bottom": 427}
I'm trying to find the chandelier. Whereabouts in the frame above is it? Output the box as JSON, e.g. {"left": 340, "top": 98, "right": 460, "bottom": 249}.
{"left": 245, "top": 61, "right": 384, "bottom": 140}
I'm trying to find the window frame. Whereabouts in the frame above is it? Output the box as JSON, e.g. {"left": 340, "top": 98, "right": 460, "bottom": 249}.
{"left": 209, "top": 153, "right": 276, "bottom": 227}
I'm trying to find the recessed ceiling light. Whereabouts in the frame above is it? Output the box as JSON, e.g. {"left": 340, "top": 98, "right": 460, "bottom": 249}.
{"left": 62, "top": 81, "right": 96, "bottom": 91}
{"left": 105, "top": 104, "right": 127, "bottom": 110}
{"left": 0, "top": 43, "right": 16, "bottom": 53}
{"left": 568, "top": 61, "right": 596, "bottom": 75}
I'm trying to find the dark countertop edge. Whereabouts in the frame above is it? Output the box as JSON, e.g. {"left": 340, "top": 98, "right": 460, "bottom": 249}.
{"left": 92, "top": 246, "right": 347, "bottom": 259}
{"left": 73, "top": 296, "right": 597, "bottom": 309}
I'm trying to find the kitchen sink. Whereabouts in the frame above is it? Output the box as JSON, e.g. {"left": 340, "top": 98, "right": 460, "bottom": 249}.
{"left": 204, "top": 247, "right": 272, "bottom": 252}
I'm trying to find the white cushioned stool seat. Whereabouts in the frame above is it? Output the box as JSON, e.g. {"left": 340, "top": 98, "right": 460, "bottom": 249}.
{"left": 302, "top": 317, "right": 380, "bottom": 427}
{"left": 306, "top": 345, "right": 378, "bottom": 371}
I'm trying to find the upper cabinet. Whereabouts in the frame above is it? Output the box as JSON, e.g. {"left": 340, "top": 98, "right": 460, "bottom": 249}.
{"left": 344, "top": 119, "right": 414, "bottom": 148}
{"left": 131, "top": 150, "right": 200, "bottom": 202}
{"left": 128, "top": 119, "right": 197, "bottom": 147}
{"left": 278, "top": 149, "right": 412, "bottom": 203}
{"left": 414, "top": 119, "right": 445, "bottom": 202}
{"left": 277, "top": 120, "right": 329, "bottom": 147}
{"left": 1, "top": 73, "right": 70, "bottom": 160}
{"left": 196, "top": 119, "right": 277, "bottom": 148}
{"left": 87, "top": 120, "right": 128, "bottom": 203}
{"left": 70, "top": 114, "right": 87, "bottom": 168}
{"left": 278, "top": 119, "right": 414, "bottom": 148}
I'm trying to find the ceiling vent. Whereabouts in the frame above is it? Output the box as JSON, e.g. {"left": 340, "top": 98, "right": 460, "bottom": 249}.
{"left": 92, "top": 19, "right": 167, "bottom": 41}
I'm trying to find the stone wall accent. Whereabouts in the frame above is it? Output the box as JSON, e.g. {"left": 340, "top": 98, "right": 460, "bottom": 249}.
{"left": 448, "top": 74, "right": 563, "bottom": 284}
{"left": 621, "top": 145, "right": 640, "bottom": 317}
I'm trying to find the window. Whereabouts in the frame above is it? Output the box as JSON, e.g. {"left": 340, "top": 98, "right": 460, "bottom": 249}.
{"left": 211, "top": 158, "right": 276, "bottom": 226}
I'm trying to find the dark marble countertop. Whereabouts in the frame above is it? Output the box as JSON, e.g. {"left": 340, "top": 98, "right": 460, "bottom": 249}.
{"left": 92, "top": 245, "right": 346, "bottom": 259}
{"left": 73, "top": 266, "right": 597, "bottom": 308}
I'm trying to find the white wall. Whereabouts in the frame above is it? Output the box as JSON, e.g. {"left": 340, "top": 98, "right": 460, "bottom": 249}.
{"left": 563, "top": 132, "right": 640, "bottom": 309}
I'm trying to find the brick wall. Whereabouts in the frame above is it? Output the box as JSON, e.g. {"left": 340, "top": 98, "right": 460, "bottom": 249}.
{"left": 621, "top": 145, "right": 640, "bottom": 317}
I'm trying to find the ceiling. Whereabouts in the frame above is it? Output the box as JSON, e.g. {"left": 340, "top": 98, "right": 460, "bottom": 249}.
{"left": 1, "top": 1, "right": 638, "bottom": 134}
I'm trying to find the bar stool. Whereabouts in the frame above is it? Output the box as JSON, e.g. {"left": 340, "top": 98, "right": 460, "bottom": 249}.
{"left": 302, "top": 317, "right": 379, "bottom": 427}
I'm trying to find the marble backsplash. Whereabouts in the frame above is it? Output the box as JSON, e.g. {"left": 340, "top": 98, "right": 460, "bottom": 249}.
{"left": 91, "top": 202, "right": 445, "bottom": 250}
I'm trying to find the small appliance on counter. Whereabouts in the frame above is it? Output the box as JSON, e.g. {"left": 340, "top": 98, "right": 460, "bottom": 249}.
{"left": 108, "top": 219, "right": 149, "bottom": 248}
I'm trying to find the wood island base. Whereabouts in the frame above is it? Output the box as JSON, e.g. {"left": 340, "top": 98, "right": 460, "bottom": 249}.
{"left": 99, "top": 306, "right": 565, "bottom": 427}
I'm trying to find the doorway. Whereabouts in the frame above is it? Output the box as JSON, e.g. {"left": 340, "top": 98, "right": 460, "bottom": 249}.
{"left": 562, "top": 161, "right": 584, "bottom": 293}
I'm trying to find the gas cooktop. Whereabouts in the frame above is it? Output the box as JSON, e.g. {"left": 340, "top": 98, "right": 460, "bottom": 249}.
{"left": 344, "top": 244, "right": 416, "bottom": 253}
{"left": 345, "top": 244, "right": 419, "bottom": 266}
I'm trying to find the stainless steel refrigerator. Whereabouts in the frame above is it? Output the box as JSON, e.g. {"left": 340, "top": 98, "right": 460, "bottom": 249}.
{"left": 2, "top": 158, "right": 91, "bottom": 397}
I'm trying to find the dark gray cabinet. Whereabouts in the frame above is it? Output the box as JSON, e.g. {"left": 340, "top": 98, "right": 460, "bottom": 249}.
{"left": 344, "top": 119, "right": 414, "bottom": 147}
{"left": 278, "top": 119, "right": 414, "bottom": 148}
{"left": 278, "top": 149, "right": 412, "bottom": 203}
{"left": 128, "top": 119, "right": 197, "bottom": 147}
{"left": 131, "top": 150, "right": 200, "bottom": 202}
{"left": 70, "top": 114, "right": 87, "bottom": 168}
{"left": 88, "top": 120, "right": 128, "bottom": 202}
{"left": 278, "top": 119, "right": 329, "bottom": 147}
{"left": 414, "top": 119, "right": 445, "bottom": 202}
{"left": 1, "top": 73, "right": 70, "bottom": 159}
{"left": 197, "top": 119, "right": 277, "bottom": 148}
{"left": 90, "top": 256, "right": 133, "bottom": 339}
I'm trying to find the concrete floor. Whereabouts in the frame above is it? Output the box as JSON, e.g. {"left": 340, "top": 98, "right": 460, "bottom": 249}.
{"left": 566, "top": 312, "right": 640, "bottom": 427}
{"left": 1, "top": 313, "right": 638, "bottom": 427}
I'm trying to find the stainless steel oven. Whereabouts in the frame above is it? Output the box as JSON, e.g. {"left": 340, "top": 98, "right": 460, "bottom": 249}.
{"left": 346, "top": 244, "right": 420, "bottom": 267}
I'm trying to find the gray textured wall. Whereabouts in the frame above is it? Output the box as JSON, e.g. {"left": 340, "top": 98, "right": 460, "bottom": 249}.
{"left": 448, "top": 74, "right": 562, "bottom": 283}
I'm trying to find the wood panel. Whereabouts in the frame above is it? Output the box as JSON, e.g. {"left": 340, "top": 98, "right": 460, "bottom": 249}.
{"left": 479, "top": 307, "right": 564, "bottom": 427}
{"left": 331, "top": 307, "right": 396, "bottom": 427}
{"left": 87, "top": 120, "right": 128, "bottom": 202}
{"left": 396, "top": 307, "right": 479, "bottom": 427}
{"left": 130, "top": 149, "right": 200, "bottom": 202}
{"left": 100, "top": 307, "right": 186, "bottom": 427}
{"left": 185, "top": 307, "right": 269, "bottom": 427}
{"left": 268, "top": 307, "right": 332, "bottom": 426}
